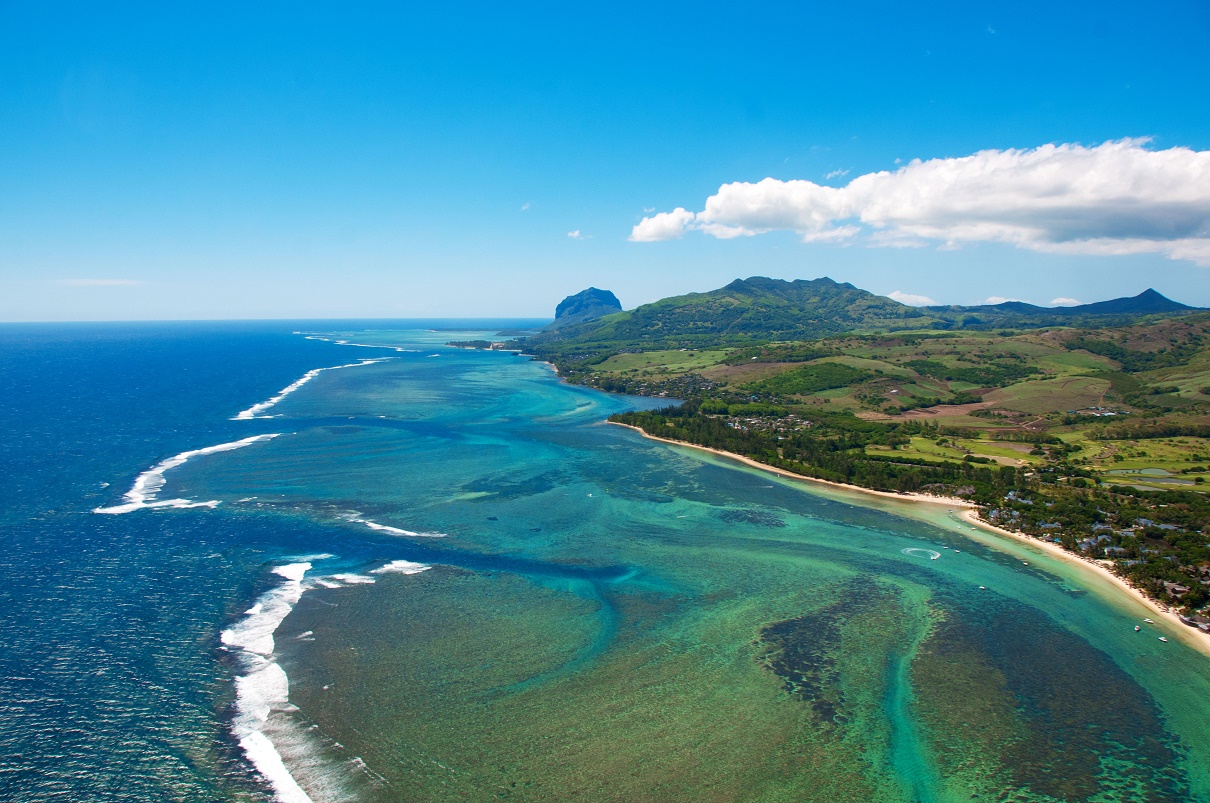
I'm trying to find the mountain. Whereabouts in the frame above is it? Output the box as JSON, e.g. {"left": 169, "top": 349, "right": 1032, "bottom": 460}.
{"left": 522, "top": 277, "right": 1204, "bottom": 363}
{"left": 934, "top": 289, "right": 1195, "bottom": 318}
{"left": 1053, "top": 288, "right": 1195, "bottom": 316}
{"left": 924, "top": 288, "right": 1201, "bottom": 330}
{"left": 545, "top": 288, "right": 623, "bottom": 330}
{"left": 525, "top": 276, "right": 929, "bottom": 357}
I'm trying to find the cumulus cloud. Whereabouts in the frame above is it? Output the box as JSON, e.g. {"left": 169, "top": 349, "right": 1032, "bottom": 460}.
{"left": 629, "top": 207, "right": 695, "bottom": 241}
{"left": 629, "top": 139, "right": 1210, "bottom": 265}
{"left": 55, "top": 278, "right": 144, "bottom": 286}
{"left": 887, "top": 290, "right": 938, "bottom": 306}
{"left": 1050, "top": 297, "right": 1083, "bottom": 306}
{"left": 567, "top": 230, "right": 584, "bottom": 239}
{"left": 984, "top": 296, "right": 1026, "bottom": 305}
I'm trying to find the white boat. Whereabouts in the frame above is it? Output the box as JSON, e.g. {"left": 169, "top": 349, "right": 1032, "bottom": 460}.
{"left": 1135, "top": 626, "right": 1141, "bottom": 632}
{"left": 1159, "top": 637, "right": 1168, "bottom": 643}
{"left": 1144, "top": 618, "right": 1155, "bottom": 624}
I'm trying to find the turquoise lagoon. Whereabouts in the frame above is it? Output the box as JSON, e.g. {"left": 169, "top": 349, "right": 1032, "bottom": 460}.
{"left": 5, "top": 323, "right": 1209, "bottom": 802}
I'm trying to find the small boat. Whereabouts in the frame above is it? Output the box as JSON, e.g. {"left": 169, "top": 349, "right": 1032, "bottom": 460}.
{"left": 1135, "top": 626, "right": 1141, "bottom": 632}
{"left": 1159, "top": 637, "right": 1168, "bottom": 643}
{"left": 1023, "top": 561, "right": 1029, "bottom": 566}
{"left": 1144, "top": 618, "right": 1155, "bottom": 624}
{"left": 978, "top": 586, "right": 986, "bottom": 590}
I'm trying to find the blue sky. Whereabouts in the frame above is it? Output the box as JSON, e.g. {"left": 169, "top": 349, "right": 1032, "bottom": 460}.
{"left": 2, "top": 1, "right": 1209, "bottom": 320}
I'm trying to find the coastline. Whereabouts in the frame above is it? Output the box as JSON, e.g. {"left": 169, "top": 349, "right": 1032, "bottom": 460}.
{"left": 607, "top": 421, "right": 975, "bottom": 509}
{"left": 956, "top": 509, "right": 1210, "bottom": 657}
{"left": 608, "top": 420, "right": 1210, "bottom": 658}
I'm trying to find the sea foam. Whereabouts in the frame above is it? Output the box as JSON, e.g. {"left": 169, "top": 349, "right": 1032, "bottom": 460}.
{"left": 222, "top": 559, "right": 430, "bottom": 800}
{"left": 93, "top": 434, "right": 280, "bottom": 515}
{"left": 370, "top": 559, "right": 431, "bottom": 575}
{"left": 302, "top": 334, "right": 419, "bottom": 353}
{"left": 348, "top": 517, "right": 446, "bottom": 538}
{"left": 233, "top": 359, "right": 389, "bottom": 420}
{"left": 222, "top": 562, "right": 316, "bottom": 803}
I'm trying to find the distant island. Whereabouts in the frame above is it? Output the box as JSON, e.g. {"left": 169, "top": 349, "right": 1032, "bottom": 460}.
{"left": 456, "top": 277, "right": 1210, "bottom": 627}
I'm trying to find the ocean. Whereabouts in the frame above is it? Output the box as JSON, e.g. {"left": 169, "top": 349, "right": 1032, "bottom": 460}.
{"left": 2, "top": 321, "right": 1209, "bottom": 802}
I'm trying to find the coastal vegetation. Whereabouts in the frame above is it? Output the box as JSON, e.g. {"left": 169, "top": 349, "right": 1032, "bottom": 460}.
{"left": 498, "top": 278, "right": 1210, "bottom": 621}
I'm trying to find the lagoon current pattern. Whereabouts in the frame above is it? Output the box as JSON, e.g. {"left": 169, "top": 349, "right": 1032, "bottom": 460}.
{"left": 2, "top": 321, "right": 1210, "bottom": 802}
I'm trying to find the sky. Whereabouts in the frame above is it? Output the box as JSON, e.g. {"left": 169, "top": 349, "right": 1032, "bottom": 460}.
{"left": 1, "top": 1, "right": 1209, "bottom": 321}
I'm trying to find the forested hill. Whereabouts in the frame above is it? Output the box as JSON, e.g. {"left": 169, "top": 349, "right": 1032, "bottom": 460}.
{"left": 519, "top": 277, "right": 1203, "bottom": 362}
{"left": 523, "top": 276, "right": 929, "bottom": 357}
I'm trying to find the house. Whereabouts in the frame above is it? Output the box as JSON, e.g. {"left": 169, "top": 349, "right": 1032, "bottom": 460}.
{"left": 1163, "top": 582, "right": 1190, "bottom": 598}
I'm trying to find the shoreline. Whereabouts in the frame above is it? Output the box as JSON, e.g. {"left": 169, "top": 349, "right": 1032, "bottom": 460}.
{"left": 607, "top": 421, "right": 976, "bottom": 509}
{"left": 608, "top": 420, "right": 1210, "bottom": 658}
{"left": 955, "top": 509, "right": 1210, "bottom": 657}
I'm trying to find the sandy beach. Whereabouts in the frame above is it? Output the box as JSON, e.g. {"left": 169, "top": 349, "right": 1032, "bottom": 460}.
{"left": 609, "top": 420, "right": 1210, "bottom": 659}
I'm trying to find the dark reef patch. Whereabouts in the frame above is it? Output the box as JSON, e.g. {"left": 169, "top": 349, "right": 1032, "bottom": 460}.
{"left": 914, "top": 586, "right": 1190, "bottom": 801}
{"left": 720, "top": 508, "right": 787, "bottom": 528}
{"left": 756, "top": 580, "right": 897, "bottom": 725}
{"left": 461, "top": 470, "right": 569, "bottom": 501}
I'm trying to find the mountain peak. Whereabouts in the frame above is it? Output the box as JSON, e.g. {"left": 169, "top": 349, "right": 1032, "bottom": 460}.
{"left": 1065, "top": 288, "right": 1193, "bottom": 316}
{"left": 547, "top": 287, "right": 622, "bottom": 330}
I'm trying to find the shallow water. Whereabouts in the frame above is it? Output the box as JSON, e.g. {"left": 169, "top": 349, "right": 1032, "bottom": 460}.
{"left": 3, "top": 322, "right": 1209, "bottom": 802}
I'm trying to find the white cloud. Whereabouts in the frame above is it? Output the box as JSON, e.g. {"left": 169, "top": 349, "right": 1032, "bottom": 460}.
{"left": 1050, "top": 297, "right": 1083, "bottom": 306}
{"left": 628, "top": 207, "right": 695, "bottom": 241}
{"left": 984, "top": 296, "right": 1026, "bottom": 305}
{"left": 629, "top": 139, "right": 1210, "bottom": 266}
{"left": 801, "top": 225, "right": 860, "bottom": 243}
{"left": 887, "top": 290, "right": 938, "bottom": 306}
{"left": 567, "top": 230, "right": 584, "bottom": 239}
{"left": 520, "top": 202, "right": 532, "bottom": 212}
{"left": 824, "top": 168, "right": 849, "bottom": 180}
{"left": 55, "top": 278, "right": 144, "bottom": 286}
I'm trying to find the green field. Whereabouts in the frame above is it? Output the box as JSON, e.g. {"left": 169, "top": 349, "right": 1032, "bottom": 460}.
{"left": 1083, "top": 436, "right": 1210, "bottom": 489}
{"left": 867, "top": 436, "right": 1039, "bottom": 467}
{"left": 983, "top": 376, "right": 1110, "bottom": 415}
{"left": 595, "top": 349, "right": 728, "bottom": 376}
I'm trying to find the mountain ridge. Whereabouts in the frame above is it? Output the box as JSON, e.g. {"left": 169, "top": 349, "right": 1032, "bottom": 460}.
{"left": 522, "top": 277, "right": 1203, "bottom": 361}
{"left": 927, "top": 288, "right": 1195, "bottom": 317}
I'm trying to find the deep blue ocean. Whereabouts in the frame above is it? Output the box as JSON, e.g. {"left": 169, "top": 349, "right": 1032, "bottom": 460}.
{"left": 0, "top": 321, "right": 545, "bottom": 800}
{"left": 3, "top": 322, "right": 1210, "bottom": 803}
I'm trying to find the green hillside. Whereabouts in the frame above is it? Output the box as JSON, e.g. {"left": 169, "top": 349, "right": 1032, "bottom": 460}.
{"left": 518, "top": 277, "right": 1203, "bottom": 370}
{"left": 522, "top": 276, "right": 932, "bottom": 360}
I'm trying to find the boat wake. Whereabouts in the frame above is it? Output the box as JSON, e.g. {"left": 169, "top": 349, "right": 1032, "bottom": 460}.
{"left": 901, "top": 547, "right": 942, "bottom": 560}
